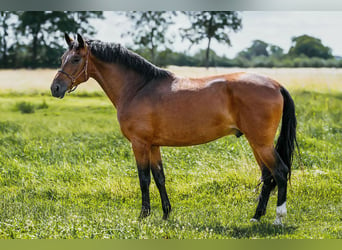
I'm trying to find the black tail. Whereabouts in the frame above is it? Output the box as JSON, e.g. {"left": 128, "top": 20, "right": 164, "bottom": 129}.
{"left": 276, "top": 87, "right": 298, "bottom": 180}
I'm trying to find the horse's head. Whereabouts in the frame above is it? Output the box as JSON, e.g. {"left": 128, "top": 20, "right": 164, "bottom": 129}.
{"left": 51, "top": 33, "right": 90, "bottom": 98}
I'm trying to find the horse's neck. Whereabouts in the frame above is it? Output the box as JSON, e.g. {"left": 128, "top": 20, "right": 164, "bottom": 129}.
{"left": 89, "top": 59, "right": 142, "bottom": 109}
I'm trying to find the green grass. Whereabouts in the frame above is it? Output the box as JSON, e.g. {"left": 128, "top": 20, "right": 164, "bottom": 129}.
{"left": 0, "top": 90, "right": 341, "bottom": 239}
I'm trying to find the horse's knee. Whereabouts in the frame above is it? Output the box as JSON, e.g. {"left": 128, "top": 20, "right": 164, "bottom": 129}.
{"left": 151, "top": 163, "right": 166, "bottom": 187}
{"left": 138, "top": 167, "right": 151, "bottom": 190}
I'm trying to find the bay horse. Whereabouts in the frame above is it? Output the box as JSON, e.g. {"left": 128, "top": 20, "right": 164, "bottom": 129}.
{"left": 51, "top": 34, "right": 298, "bottom": 225}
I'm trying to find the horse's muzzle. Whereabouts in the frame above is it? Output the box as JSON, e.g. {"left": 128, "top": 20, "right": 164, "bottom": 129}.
{"left": 51, "top": 80, "right": 68, "bottom": 99}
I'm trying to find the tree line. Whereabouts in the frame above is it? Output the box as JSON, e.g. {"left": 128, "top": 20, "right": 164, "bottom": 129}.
{"left": 1, "top": 11, "right": 341, "bottom": 69}
{"left": 0, "top": 11, "right": 103, "bottom": 68}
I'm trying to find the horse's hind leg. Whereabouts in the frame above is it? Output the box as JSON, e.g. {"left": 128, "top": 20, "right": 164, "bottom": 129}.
{"left": 272, "top": 151, "right": 289, "bottom": 225}
{"left": 251, "top": 166, "right": 276, "bottom": 221}
{"left": 150, "top": 146, "right": 172, "bottom": 220}
{"left": 250, "top": 147, "right": 276, "bottom": 222}
{"left": 250, "top": 145, "right": 289, "bottom": 224}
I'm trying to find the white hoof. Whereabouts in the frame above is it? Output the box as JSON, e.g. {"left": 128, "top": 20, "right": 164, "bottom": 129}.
{"left": 250, "top": 218, "right": 259, "bottom": 223}
{"left": 273, "top": 202, "right": 287, "bottom": 225}
{"left": 276, "top": 202, "right": 287, "bottom": 217}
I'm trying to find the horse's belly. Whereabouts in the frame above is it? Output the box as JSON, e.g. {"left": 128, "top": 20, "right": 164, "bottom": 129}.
{"left": 152, "top": 114, "right": 237, "bottom": 146}
{"left": 150, "top": 86, "right": 237, "bottom": 146}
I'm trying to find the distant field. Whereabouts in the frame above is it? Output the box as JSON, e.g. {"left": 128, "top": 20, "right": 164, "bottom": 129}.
{"left": 0, "top": 67, "right": 341, "bottom": 239}
{"left": 0, "top": 69, "right": 102, "bottom": 92}
{"left": 1, "top": 67, "right": 342, "bottom": 92}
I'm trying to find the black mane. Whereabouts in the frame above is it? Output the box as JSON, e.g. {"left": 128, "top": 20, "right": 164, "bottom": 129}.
{"left": 86, "top": 40, "right": 173, "bottom": 81}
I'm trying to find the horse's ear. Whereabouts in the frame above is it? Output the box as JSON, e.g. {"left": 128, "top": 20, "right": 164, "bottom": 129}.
{"left": 64, "top": 33, "right": 73, "bottom": 47}
{"left": 77, "top": 33, "right": 85, "bottom": 49}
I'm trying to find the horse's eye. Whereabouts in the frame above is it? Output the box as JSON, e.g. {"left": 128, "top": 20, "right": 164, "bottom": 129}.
{"left": 71, "top": 57, "right": 81, "bottom": 64}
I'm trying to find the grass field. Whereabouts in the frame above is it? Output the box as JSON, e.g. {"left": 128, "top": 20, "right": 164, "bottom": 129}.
{"left": 0, "top": 68, "right": 341, "bottom": 239}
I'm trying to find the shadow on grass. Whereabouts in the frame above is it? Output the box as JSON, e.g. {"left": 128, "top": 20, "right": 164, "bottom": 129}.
{"left": 196, "top": 222, "right": 298, "bottom": 238}
{"left": 226, "top": 223, "right": 298, "bottom": 238}
{"left": 172, "top": 218, "right": 298, "bottom": 239}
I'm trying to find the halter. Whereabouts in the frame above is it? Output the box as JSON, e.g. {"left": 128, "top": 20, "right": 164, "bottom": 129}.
{"left": 58, "top": 48, "right": 90, "bottom": 93}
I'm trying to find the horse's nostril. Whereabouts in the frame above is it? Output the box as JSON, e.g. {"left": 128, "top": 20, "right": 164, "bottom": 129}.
{"left": 51, "top": 82, "right": 62, "bottom": 97}
{"left": 52, "top": 83, "right": 61, "bottom": 94}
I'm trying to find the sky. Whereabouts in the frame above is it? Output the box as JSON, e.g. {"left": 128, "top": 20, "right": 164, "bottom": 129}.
{"left": 90, "top": 11, "right": 342, "bottom": 58}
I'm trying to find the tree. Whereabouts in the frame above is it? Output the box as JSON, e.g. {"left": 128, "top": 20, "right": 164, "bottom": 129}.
{"left": 238, "top": 40, "right": 269, "bottom": 59}
{"left": 269, "top": 45, "right": 284, "bottom": 59}
{"left": 16, "top": 11, "right": 103, "bottom": 68}
{"left": 124, "top": 11, "right": 176, "bottom": 64}
{"left": 249, "top": 40, "right": 269, "bottom": 57}
{"left": 0, "top": 12, "right": 9, "bottom": 67}
{"left": 289, "top": 34, "right": 333, "bottom": 59}
{"left": 238, "top": 40, "right": 284, "bottom": 60}
{"left": 0, "top": 12, "right": 18, "bottom": 67}
{"left": 181, "top": 11, "right": 242, "bottom": 68}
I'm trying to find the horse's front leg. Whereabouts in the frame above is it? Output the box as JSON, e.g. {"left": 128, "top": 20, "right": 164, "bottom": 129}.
{"left": 150, "top": 146, "right": 172, "bottom": 220}
{"left": 132, "top": 142, "right": 151, "bottom": 219}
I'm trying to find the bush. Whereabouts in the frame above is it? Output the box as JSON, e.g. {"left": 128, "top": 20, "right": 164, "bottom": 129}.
{"left": 36, "top": 100, "right": 49, "bottom": 109}
{"left": 15, "top": 101, "right": 35, "bottom": 114}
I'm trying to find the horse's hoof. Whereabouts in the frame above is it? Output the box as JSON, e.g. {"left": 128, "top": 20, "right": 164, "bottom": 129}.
{"left": 273, "top": 202, "right": 286, "bottom": 225}
{"left": 250, "top": 218, "right": 259, "bottom": 223}
{"left": 139, "top": 208, "right": 150, "bottom": 219}
{"left": 162, "top": 211, "right": 171, "bottom": 220}
{"left": 162, "top": 206, "right": 172, "bottom": 220}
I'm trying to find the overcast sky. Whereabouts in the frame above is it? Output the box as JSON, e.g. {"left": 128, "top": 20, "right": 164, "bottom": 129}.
{"left": 90, "top": 11, "right": 342, "bottom": 58}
